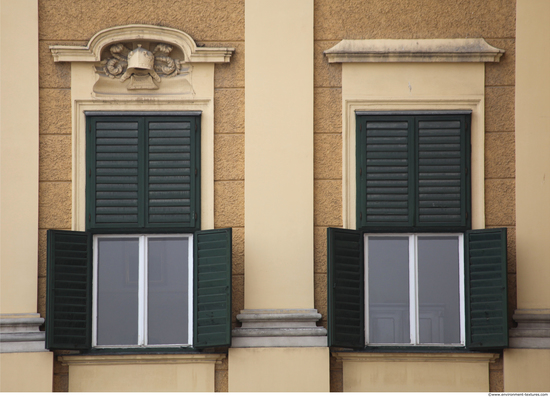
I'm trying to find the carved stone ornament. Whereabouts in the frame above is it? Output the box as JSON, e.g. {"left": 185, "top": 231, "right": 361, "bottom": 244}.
{"left": 96, "top": 42, "right": 191, "bottom": 91}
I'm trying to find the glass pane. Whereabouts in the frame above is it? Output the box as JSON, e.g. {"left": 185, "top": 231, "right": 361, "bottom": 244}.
{"left": 367, "top": 237, "right": 410, "bottom": 344}
{"left": 418, "top": 236, "right": 461, "bottom": 344}
{"left": 147, "top": 237, "right": 189, "bottom": 345}
{"left": 97, "top": 237, "right": 139, "bottom": 346}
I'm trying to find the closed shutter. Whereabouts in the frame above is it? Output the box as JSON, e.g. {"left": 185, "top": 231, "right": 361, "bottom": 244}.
{"left": 327, "top": 228, "right": 365, "bottom": 348}
{"left": 87, "top": 115, "right": 200, "bottom": 231}
{"left": 465, "top": 228, "right": 508, "bottom": 348}
{"left": 45, "top": 230, "right": 92, "bottom": 350}
{"left": 193, "top": 228, "right": 232, "bottom": 348}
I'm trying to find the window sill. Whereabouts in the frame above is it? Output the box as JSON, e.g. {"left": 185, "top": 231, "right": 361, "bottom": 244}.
{"left": 59, "top": 352, "right": 226, "bottom": 366}
{"left": 332, "top": 351, "right": 499, "bottom": 364}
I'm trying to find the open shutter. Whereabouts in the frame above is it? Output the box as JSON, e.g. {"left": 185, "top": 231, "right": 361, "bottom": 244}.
{"left": 465, "top": 228, "right": 508, "bottom": 348}
{"left": 193, "top": 228, "right": 232, "bottom": 348}
{"left": 327, "top": 228, "right": 364, "bottom": 348}
{"left": 357, "top": 116, "right": 414, "bottom": 228}
{"left": 45, "top": 230, "right": 92, "bottom": 350}
{"left": 416, "top": 115, "right": 471, "bottom": 229}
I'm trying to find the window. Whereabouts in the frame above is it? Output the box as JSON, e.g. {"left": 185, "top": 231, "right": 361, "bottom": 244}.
{"left": 327, "top": 112, "right": 508, "bottom": 350}
{"left": 46, "top": 113, "right": 232, "bottom": 351}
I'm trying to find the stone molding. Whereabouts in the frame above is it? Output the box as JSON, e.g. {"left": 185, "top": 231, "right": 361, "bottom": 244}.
{"left": 0, "top": 314, "right": 47, "bottom": 353}
{"left": 50, "top": 24, "right": 234, "bottom": 64}
{"left": 324, "top": 38, "right": 504, "bottom": 63}
{"left": 509, "top": 310, "right": 550, "bottom": 349}
{"left": 232, "top": 309, "right": 328, "bottom": 347}
{"left": 332, "top": 352, "right": 499, "bottom": 363}
{"left": 59, "top": 353, "right": 225, "bottom": 366}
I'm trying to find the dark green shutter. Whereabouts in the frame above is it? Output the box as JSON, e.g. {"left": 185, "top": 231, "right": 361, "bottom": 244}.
{"left": 357, "top": 117, "right": 414, "bottom": 228}
{"left": 465, "top": 228, "right": 508, "bottom": 348}
{"left": 416, "top": 115, "right": 470, "bottom": 228}
{"left": 45, "top": 230, "right": 92, "bottom": 350}
{"left": 193, "top": 228, "right": 232, "bottom": 348}
{"left": 87, "top": 115, "right": 200, "bottom": 230}
{"left": 327, "top": 228, "right": 364, "bottom": 348}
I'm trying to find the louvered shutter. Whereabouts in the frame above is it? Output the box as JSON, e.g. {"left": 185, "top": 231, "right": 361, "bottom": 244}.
{"left": 357, "top": 117, "right": 414, "bottom": 228}
{"left": 465, "top": 228, "right": 508, "bottom": 348}
{"left": 416, "top": 115, "right": 470, "bottom": 228}
{"left": 327, "top": 228, "right": 365, "bottom": 348}
{"left": 45, "top": 230, "right": 92, "bottom": 350}
{"left": 193, "top": 228, "right": 232, "bottom": 348}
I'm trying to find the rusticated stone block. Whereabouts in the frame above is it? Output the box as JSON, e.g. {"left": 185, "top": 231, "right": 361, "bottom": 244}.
{"left": 39, "top": 182, "right": 72, "bottom": 229}
{"left": 214, "top": 134, "right": 244, "bottom": 181}
{"left": 485, "top": 132, "right": 515, "bottom": 179}
{"left": 508, "top": 273, "right": 517, "bottom": 329}
{"left": 231, "top": 274, "right": 244, "bottom": 326}
{"left": 38, "top": 229, "right": 48, "bottom": 278}
{"left": 314, "top": 226, "right": 328, "bottom": 274}
{"left": 485, "top": 86, "right": 515, "bottom": 132}
{"left": 314, "top": 273, "right": 328, "bottom": 324}
{"left": 39, "top": 0, "right": 244, "bottom": 42}
{"left": 53, "top": 373, "right": 69, "bottom": 393}
{"left": 38, "top": 276, "right": 47, "bottom": 319}
{"left": 213, "top": 41, "right": 244, "bottom": 89}
{"left": 330, "top": 355, "right": 344, "bottom": 392}
{"left": 485, "top": 39, "right": 515, "bottom": 87}
{"left": 39, "top": 89, "right": 71, "bottom": 135}
{"left": 315, "top": 180, "right": 342, "bottom": 226}
{"left": 489, "top": 368, "right": 504, "bottom": 392}
{"left": 315, "top": 40, "right": 342, "bottom": 88}
{"left": 315, "top": 88, "right": 342, "bottom": 133}
{"left": 232, "top": 227, "right": 244, "bottom": 275}
{"left": 485, "top": 179, "right": 515, "bottom": 226}
{"left": 315, "top": 134, "right": 342, "bottom": 180}
{"left": 39, "top": 41, "right": 74, "bottom": 89}
{"left": 214, "top": 88, "right": 244, "bottom": 134}
{"left": 314, "top": 0, "right": 515, "bottom": 40}
{"left": 214, "top": 181, "right": 244, "bottom": 227}
{"left": 40, "top": 135, "right": 72, "bottom": 181}
{"left": 215, "top": 358, "right": 229, "bottom": 392}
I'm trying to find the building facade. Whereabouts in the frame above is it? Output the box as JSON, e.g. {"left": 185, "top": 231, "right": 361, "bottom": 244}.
{"left": 0, "top": 0, "right": 549, "bottom": 392}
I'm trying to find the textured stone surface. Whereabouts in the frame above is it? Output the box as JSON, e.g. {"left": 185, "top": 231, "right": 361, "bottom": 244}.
{"left": 314, "top": 0, "right": 515, "bottom": 40}
{"left": 314, "top": 226, "right": 328, "bottom": 274}
{"left": 38, "top": 276, "right": 47, "bottom": 319}
{"left": 314, "top": 273, "right": 328, "bottom": 326}
{"left": 39, "top": 0, "right": 244, "bottom": 41}
{"left": 330, "top": 355, "right": 344, "bottom": 392}
{"left": 38, "top": 230, "right": 48, "bottom": 278}
{"left": 315, "top": 40, "right": 341, "bottom": 88}
{"left": 39, "top": 41, "right": 75, "bottom": 89}
{"left": 39, "top": 182, "right": 72, "bottom": 229}
{"left": 39, "top": 89, "right": 72, "bottom": 135}
{"left": 314, "top": 180, "right": 342, "bottom": 227}
{"left": 215, "top": 357, "right": 228, "bottom": 392}
{"left": 232, "top": 227, "right": 244, "bottom": 276}
{"left": 214, "top": 134, "right": 244, "bottom": 181}
{"left": 485, "top": 179, "right": 515, "bottom": 226}
{"left": 485, "top": 86, "right": 515, "bottom": 132}
{"left": 214, "top": 89, "right": 244, "bottom": 134}
{"left": 232, "top": 274, "right": 244, "bottom": 327}
{"left": 314, "top": 88, "right": 341, "bottom": 133}
{"left": 315, "top": 134, "right": 342, "bottom": 180}
{"left": 485, "top": 39, "right": 515, "bottom": 87}
{"left": 508, "top": 273, "right": 517, "bottom": 329}
{"left": 489, "top": 355, "right": 504, "bottom": 392}
{"left": 485, "top": 132, "right": 515, "bottom": 179}
{"left": 214, "top": 181, "right": 244, "bottom": 228}
{"left": 213, "top": 41, "right": 244, "bottom": 89}
{"left": 40, "top": 135, "right": 72, "bottom": 181}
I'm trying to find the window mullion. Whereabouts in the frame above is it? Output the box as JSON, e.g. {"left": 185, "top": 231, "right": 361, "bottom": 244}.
{"left": 138, "top": 235, "right": 146, "bottom": 346}
{"left": 409, "top": 235, "right": 418, "bottom": 345}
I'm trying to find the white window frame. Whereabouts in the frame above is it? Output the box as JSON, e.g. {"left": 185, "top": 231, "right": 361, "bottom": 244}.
{"left": 364, "top": 233, "right": 465, "bottom": 347}
{"left": 92, "top": 233, "right": 194, "bottom": 348}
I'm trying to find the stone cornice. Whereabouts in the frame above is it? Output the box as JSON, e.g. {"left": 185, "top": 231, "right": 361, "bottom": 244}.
{"left": 59, "top": 353, "right": 226, "bottom": 366}
{"left": 332, "top": 352, "right": 499, "bottom": 363}
{"left": 50, "top": 24, "right": 234, "bottom": 63}
{"left": 324, "top": 38, "right": 504, "bottom": 63}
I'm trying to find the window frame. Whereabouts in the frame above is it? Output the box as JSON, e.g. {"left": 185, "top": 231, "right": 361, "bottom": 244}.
{"left": 364, "top": 232, "right": 466, "bottom": 347}
{"left": 91, "top": 233, "right": 194, "bottom": 349}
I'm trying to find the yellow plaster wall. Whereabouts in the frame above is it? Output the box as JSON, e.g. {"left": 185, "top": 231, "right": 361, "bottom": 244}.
{"left": 0, "top": 352, "right": 53, "bottom": 392}
{"left": 244, "top": 0, "right": 314, "bottom": 309}
{"left": 504, "top": 349, "right": 550, "bottom": 392}
{"left": 515, "top": 0, "right": 550, "bottom": 310}
{"left": 228, "top": 347, "right": 330, "bottom": 392}
{"left": 0, "top": 0, "right": 40, "bottom": 314}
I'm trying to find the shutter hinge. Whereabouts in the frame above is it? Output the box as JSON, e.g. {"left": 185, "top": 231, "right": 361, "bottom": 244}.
{"left": 194, "top": 212, "right": 198, "bottom": 220}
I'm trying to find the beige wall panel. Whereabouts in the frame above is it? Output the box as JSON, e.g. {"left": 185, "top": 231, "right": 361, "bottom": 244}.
{"left": 40, "top": 135, "right": 72, "bottom": 181}
{"left": 504, "top": 349, "right": 550, "bottom": 392}
{"left": 485, "top": 86, "right": 515, "bottom": 132}
{"left": 314, "top": 0, "right": 515, "bottom": 40}
{"left": 515, "top": 0, "right": 550, "bottom": 310}
{"left": 39, "top": 89, "right": 71, "bottom": 135}
{"left": 0, "top": 0, "right": 40, "bottom": 314}
{"left": 342, "top": 360, "right": 490, "bottom": 392}
{"left": 0, "top": 352, "right": 53, "bottom": 392}
{"left": 244, "top": 0, "right": 314, "bottom": 309}
{"left": 39, "top": 0, "right": 244, "bottom": 41}
{"left": 228, "top": 347, "right": 330, "bottom": 392}
{"left": 485, "top": 133, "right": 515, "bottom": 179}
